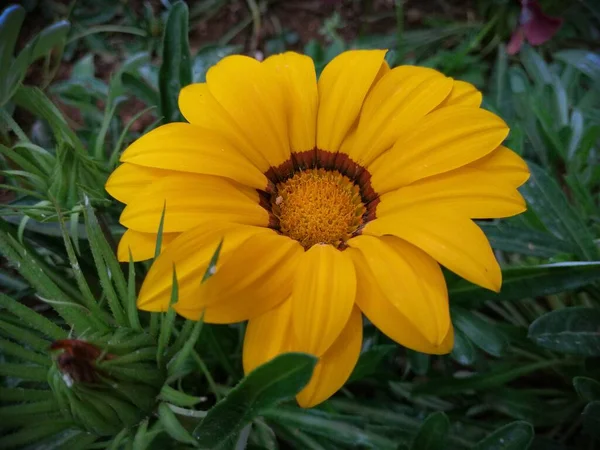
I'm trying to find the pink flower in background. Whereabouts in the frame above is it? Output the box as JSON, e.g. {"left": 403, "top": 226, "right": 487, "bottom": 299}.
{"left": 507, "top": 0, "right": 563, "bottom": 54}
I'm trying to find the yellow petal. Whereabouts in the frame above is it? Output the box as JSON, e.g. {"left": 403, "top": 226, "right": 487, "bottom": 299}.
{"left": 120, "top": 123, "right": 268, "bottom": 190}
{"left": 137, "top": 222, "right": 270, "bottom": 312}
{"left": 117, "top": 229, "right": 178, "bottom": 262}
{"left": 348, "top": 235, "right": 450, "bottom": 345}
{"left": 364, "top": 206, "right": 501, "bottom": 292}
{"left": 178, "top": 83, "right": 266, "bottom": 170}
{"left": 292, "top": 244, "right": 356, "bottom": 357}
{"left": 206, "top": 55, "right": 290, "bottom": 168}
{"left": 105, "top": 163, "right": 170, "bottom": 205}
{"left": 376, "top": 167, "right": 526, "bottom": 220}
{"left": 350, "top": 247, "right": 454, "bottom": 354}
{"left": 348, "top": 66, "right": 453, "bottom": 165}
{"left": 263, "top": 52, "right": 318, "bottom": 153}
{"left": 468, "top": 145, "right": 530, "bottom": 187}
{"left": 296, "top": 306, "right": 362, "bottom": 408}
{"left": 369, "top": 106, "right": 509, "bottom": 194}
{"left": 439, "top": 80, "right": 482, "bottom": 107}
{"left": 317, "top": 50, "right": 387, "bottom": 152}
{"left": 243, "top": 299, "right": 293, "bottom": 374}
{"left": 175, "top": 232, "right": 302, "bottom": 323}
{"left": 120, "top": 173, "right": 268, "bottom": 233}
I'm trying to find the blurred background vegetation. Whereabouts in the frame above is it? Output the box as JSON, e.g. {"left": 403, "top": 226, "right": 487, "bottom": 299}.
{"left": 0, "top": 0, "right": 599, "bottom": 449}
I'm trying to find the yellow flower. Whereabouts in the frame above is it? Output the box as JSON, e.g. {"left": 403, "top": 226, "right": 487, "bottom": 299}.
{"left": 106, "top": 50, "right": 529, "bottom": 407}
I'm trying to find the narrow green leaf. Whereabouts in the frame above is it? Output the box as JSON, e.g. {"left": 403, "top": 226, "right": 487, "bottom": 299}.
{"left": 0, "top": 363, "right": 48, "bottom": 382}
{"left": 0, "top": 387, "right": 53, "bottom": 402}
{"left": 410, "top": 412, "right": 450, "bottom": 450}
{"left": 574, "top": 377, "right": 600, "bottom": 402}
{"left": 520, "top": 45, "right": 552, "bottom": 85}
{"left": 450, "top": 262, "right": 600, "bottom": 306}
{"left": 159, "top": 1, "right": 192, "bottom": 123}
{"left": 0, "top": 419, "right": 74, "bottom": 449}
{"left": 479, "top": 223, "right": 576, "bottom": 258}
{"left": 528, "top": 307, "right": 600, "bottom": 356}
{"left": 158, "top": 403, "right": 198, "bottom": 445}
{"left": 349, "top": 345, "right": 395, "bottom": 382}
{"left": 473, "top": 421, "right": 533, "bottom": 450}
{"left": 157, "top": 268, "right": 178, "bottom": 367}
{"left": 122, "top": 73, "right": 159, "bottom": 106}
{"left": 555, "top": 50, "right": 600, "bottom": 82}
{"left": 82, "top": 196, "right": 127, "bottom": 326}
{"left": 0, "top": 5, "right": 25, "bottom": 100}
{"left": 450, "top": 327, "right": 477, "bottom": 366}
{"left": 168, "top": 317, "right": 204, "bottom": 379}
{"left": 520, "top": 163, "right": 599, "bottom": 260}
{"left": 407, "top": 350, "right": 430, "bottom": 376}
{"left": 0, "top": 399, "right": 59, "bottom": 417}
{"left": 193, "top": 353, "right": 317, "bottom": 447}
{"left": 127, "top": 251, "right": 142, "bottom": 331}
{"left": 0, "top": 337, "right": 50, "bottom": 366}
{"left": 413, "top": 360, "right": 566, "bottom": 396}
{"left": 0, "top": 293, "right": 66, "bottom": 340}
{"left": 452, "top": 307, "right": 507, "bottom": 357}
{"left": 262, "top": 407, "right": 396, "bottom": 450}
{"left": 159, "top": 385, "right": 205, "bottom": 407}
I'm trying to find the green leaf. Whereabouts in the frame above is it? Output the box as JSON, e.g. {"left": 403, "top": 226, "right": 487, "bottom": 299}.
{"left": 159, "top": 385, "right": 205, "bottom": 407}
{"left": 452, "top": 307, "right": 507, "bottom": 357}
{"left": 0, "top": 419, "right": 74, "bottom": 449}
{"left": 192, "top": 353, "right": 317, "bottom": 447}
{"left": 157, "top": 403, "right": 198, "bottom": 445}
{"left": 159, "top": 1, "right": 192, "bottom": 123}
{"left": 583, "top": 401, "right": 600, "bottom": 439}
{"left": 410, "top": 412, "right": 449, "bottom": 450}
{"left": 0, "top": 4, "right": 25, "bottom": 98}
{"left": 0, "top": 292, "right": 66, "bottom": 340}
{"left": 168, "top": 316, "right": 203, "bottom": 380}
{"left": 520, "top": 163, "right": 599, "bottom": 260}
{"left": 555, "top": 50, "right": 600, "bottom": 82}
{"left": 263, "top": 407, "right": 396, "bottom": 449}
{"left": 520, "top": 45, "right": 552, "bottom": 86}
{"left": 574, "top": 377, "right": 600, "bottom": 402}
{"left": 450, "top": 262, "right": 600, "bottom": 307}
{"left": 528, "top": 307, "right": 600, "bottom": 356}
{"left": 0, "top": 363, "right": 48, "bottom": 382}
{"left": 479, "top": 223, "right": 576, "bottom": 258}
{"left": 192, "top": 44, "right": 242, "bottom": 83}
{"left": 348, "top": 345, "right": 395, "bottom": 382}
{"left": 0, "top": 387, "right": 53, "bottom": 402}
{"left": 407, "top": 350, "right": 430, "bottom": 376}
{"left": 413, "top": 359, "right": 564, "bottom": 396}
{"left": 450, "top": 328, "right": 477, "bottom": 366}
{"left": 473, "top": 421, "right": 534, "bottom": 450}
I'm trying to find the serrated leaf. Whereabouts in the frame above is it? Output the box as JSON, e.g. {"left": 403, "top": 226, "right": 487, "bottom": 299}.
{"left": 473, "top": 421, "right": 534, "bottom": 450}
{"left": 159, "top": 1, "right": 191, "bottom": 123}
{"left": 528, "top": 307, "right": 600, "bottom": 356}
{"left": 193, "top": 353, "right": 317, "bottom": 447}
{"left": 410, "top": 412, "right": 449, "bottom": 450}
{"left": 450, "top": 262, "right": 600, "bottom": 306}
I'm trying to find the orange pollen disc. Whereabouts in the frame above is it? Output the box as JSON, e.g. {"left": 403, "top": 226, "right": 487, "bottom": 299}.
{"left": 271, "top": 168, "right": 366, "bottom": 249}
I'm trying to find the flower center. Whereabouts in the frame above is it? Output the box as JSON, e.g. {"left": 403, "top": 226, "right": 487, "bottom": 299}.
{"left": 271, "top": 168, "right": 366, "bottom": 249}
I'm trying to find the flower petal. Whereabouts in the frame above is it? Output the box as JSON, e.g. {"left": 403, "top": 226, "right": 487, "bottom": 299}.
{"left": 178, "top": 83, "right": 265, "bottom": 169}
{"left": 348, "top": 235, "right": 450, "bottom": 345}
{"left": 263, "top": 52, "right": 318, "bottom": 152}
{"left": 351, "top": 247, "right": 454, "bottom": 354}
{"left": 243, "top": 299, "right": 293, "bottom": 374}
{"left": 368, "top": 106, "right": 509, "bottom": 194}
{"left": 296, "top": 306, "right": 362, "bottom": 408}
{"left": 120, "top": 123, "right": 269, "bottom": 190}
{"left": 316, "top": 50, "right": 387, "bottom": 152}
{"left": 439, "top": 80, "right": 482, "bottom": 108}
{"left": 117, "top": 229, "right": 179, "bottom": 262}
{"left": 467, "top": 145, "right": 530, "bottom": 187}
{"left": 137, "top": 222, "right": 270, "bottom": 312}
{"left": 348, "top": 66, "right": 453, "bottom": 165}
{"left": 206, "top": 55, "right": 290, "bottom": 168}
{"left": 292, "top": 244, "right": 356, "bottom": 357}
{"left": 105, "top": 163, "right": 170, "bottom": 205}
{"left": 120, "top": 173, "right": 268, "bottom": 233}
{"left": 376, "top": 167, "right": 526, "bottom": 220}
{"left": 364, "top": 206, "right": 501, "bottom": 292}
{"left": 175, "top": 232, "right": 302, "bottom": 323}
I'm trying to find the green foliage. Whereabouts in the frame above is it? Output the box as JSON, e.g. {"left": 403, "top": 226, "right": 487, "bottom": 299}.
{"left": 0, "top": 1, "right": 599, "bottom": 449}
